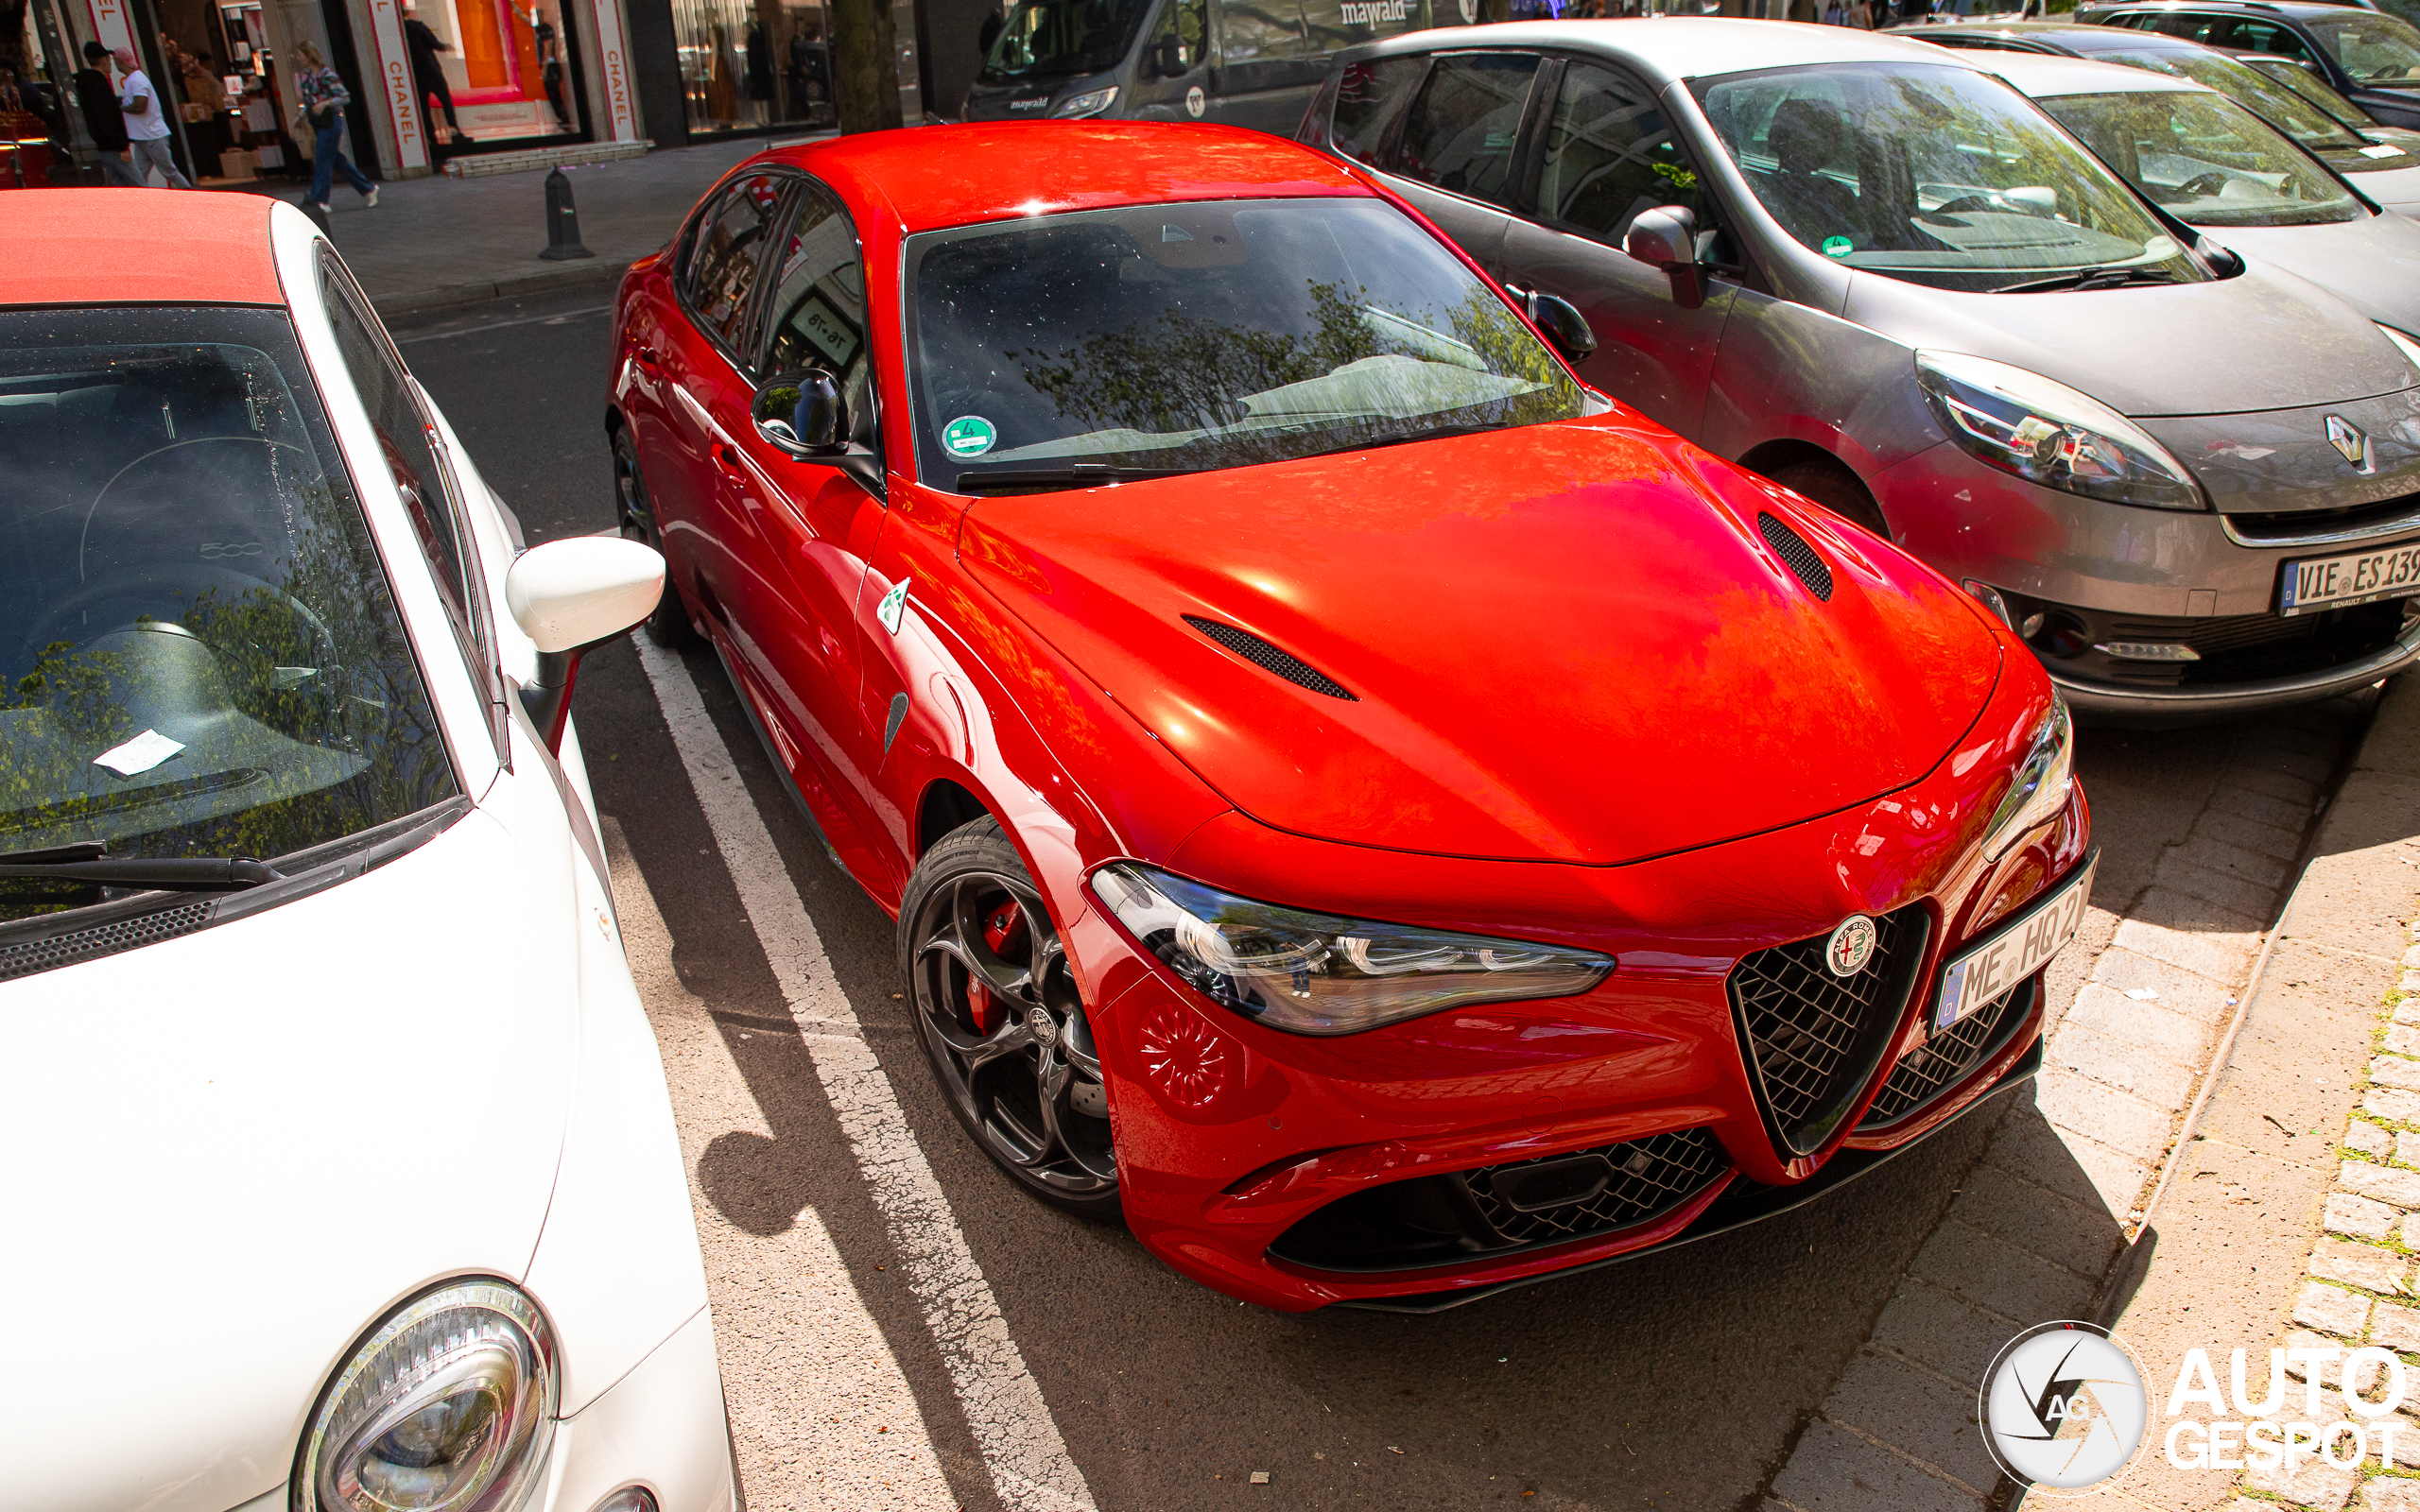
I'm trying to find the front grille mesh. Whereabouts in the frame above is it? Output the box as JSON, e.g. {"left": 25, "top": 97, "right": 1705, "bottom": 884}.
{"left": 1858, "top": 977, "right": 2034, "bottom": 1129}
{"left": 0, "top": 901, "right": 215, "bottom": 983}
{"left": 1757, "top": 512, "right": 1835, "bottom": 602}
{"left": 1466, "top": 1129, "right": 1728, "bottom": 1246}
{"left": 1730, "top": 904, "right": 1928, "bottom": 1156}
{"left": 1183, "top": 615, "right": 1357, "bottom": 700}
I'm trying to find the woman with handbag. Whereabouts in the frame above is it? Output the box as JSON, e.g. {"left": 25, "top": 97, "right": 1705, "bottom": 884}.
{"left": 292, "top": 43, "right": 376, "bottom": 212}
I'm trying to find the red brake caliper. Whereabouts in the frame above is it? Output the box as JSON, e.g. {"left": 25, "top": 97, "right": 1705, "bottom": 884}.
{"left": 965, "top": 898, "right": 1025, "bottom": 1036}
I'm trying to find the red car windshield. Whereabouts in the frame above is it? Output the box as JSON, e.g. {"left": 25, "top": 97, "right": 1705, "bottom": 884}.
{"left": 904, "top": 196, "right": 1583, "bottom": 491}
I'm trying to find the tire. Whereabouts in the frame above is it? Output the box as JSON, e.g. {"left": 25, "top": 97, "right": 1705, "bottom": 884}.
{"left": 897, "top": 816, "right": 1122, "bottom": 1219}
{"left": 1764, "top": 456, "right": 1893, "bottom": 542}
{"left": 613, "top": 426, "right": 700, "bottom": 648}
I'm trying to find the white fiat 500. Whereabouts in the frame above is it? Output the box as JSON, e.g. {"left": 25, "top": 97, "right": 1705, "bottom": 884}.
{"left": 0, "top": 192, "right": 734, "bottom": 1512}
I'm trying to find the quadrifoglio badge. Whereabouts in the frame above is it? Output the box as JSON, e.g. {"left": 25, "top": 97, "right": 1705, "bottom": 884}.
{"left": 1982, "top": 1322, "right": 2418, "bottom": 1494}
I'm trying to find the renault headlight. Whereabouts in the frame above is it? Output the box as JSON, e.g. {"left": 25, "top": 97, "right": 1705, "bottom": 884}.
{"left": 1053, "top": 85, "right": 1118, "bottom": 117}
{"left": 1916, "top": 351, "right": 2203, "bottom": 511}
{"left": 1982, "top": 699, "right": 2075, "bottom": 862}
{"left": 296, "top": 1280, "right": 557, "bottom": 1512}
{"left": 2379, "top": 323, "right": 2420, "bottom": 377}
{"left": 1093, "top": 863, "right": 1614, "bottom": 1035}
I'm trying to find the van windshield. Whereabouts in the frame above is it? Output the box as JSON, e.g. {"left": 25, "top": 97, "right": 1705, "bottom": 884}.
{"left": 905, "top": 197, "right": 1583, "bottom": 490}
{"left": 1696, "top": 62, "right": 2207, "bottom": 293}
{"left": 2041, "top": 89, "right": 2364, "bottom": 228}
{"left": 979, "top": 0, "right": 1151, "bottom": 83}
{"left": 0, "top": 307, "right": 457, "bottom": 924}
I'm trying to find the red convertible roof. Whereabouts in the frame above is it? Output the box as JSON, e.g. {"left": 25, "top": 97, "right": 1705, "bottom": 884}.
{"left": 1, "top": 190, "right": 284, "bottom": 308}
{"left": 785, "top": 122, "right": 1370, "bottom": 235}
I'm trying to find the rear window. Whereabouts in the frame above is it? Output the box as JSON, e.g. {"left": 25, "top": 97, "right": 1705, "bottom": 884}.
{"left": 0, "top": 306, "right": 458, "bottom": 924}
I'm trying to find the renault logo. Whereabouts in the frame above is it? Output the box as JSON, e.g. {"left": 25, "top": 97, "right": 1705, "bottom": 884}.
{"left": 2327, "top": 415, "right": 2374, "bottom": 472}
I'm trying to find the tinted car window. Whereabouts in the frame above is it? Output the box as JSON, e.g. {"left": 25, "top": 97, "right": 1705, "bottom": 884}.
{"left": 1385, "top": 53, "right": 1540, "bottom": 207}
{"left": 1534, "top": 61, "right": 1711, "bottom": 241}
{"left": 1330, "top": 54, "right": 1426, "bottom": 161}
{"left": 1148, "top": 0, "right": 1207, "bottom": 73}
{"left": 2308, "top": 11, "right": 2420, "bottom": 86}
{"left": 2044, "top": 89, "right": 2362, "bottom": 226}
{"left": 980, "top": 0, "right": 1153, "bottom": 82}
{"left": 764, "top": 187, "right": 875, "bottom": 446}
{"left": 2213, "top": 16, "right": 2323, "bottom": 67}
{"left": 905, "top": 196, "right": 1583, "bottom": 488}
{"left": 0, "top": 307, "right": 458, "bottom": 922}
{"left": 1220, "top": 0, "right": 1306, "bottom": 69}
{"left": 683, "top": 172, "right": 791, "bottom": 356}
{"left": 1698, "top": 62, "right": 2204, "bottom": 292}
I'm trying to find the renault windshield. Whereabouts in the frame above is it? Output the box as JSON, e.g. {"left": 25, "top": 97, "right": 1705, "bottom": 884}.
{"left": 906, "top": 197, "right": 1585, "bottom": 491}
{"left": 0, "top": 307, "right": 458, "bottom": 925}
{"left": 1695, "top": 62, "right": 2209, "bottom": 292}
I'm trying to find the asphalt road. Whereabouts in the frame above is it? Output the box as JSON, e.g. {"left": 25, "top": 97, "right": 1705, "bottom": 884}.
{"left": 394, "top": 285, "right": 2359, "bottom": 1512}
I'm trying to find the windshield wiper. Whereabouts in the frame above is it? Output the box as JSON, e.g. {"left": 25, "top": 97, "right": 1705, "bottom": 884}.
{"left": 958, "top": 463, "right": 1193, "bottom": 495}
{"left": 1996, "top": 266, "right": 2182, "bottom": 294}
{"left": 0, "top": 841, "right": 283, "bottom": 892}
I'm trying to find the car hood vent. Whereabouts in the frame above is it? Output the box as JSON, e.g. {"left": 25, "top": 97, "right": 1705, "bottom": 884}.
{"left": 1184, "top": 615, "right": 1356, "bottom": 700}
{"left": 1757, "top": 512, "right": 1833, "bottom": 602}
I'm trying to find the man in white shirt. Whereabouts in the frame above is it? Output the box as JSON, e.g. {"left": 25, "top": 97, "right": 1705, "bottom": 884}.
{"left": 113, "top": 48, "right": 193, "bottom": 188}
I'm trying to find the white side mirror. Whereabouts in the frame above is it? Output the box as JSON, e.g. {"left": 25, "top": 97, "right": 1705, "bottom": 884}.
{"left": 506, "top": 536, "right": 664, "bottom": 653}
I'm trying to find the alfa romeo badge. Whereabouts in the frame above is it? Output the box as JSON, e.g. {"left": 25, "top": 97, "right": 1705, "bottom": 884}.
{"left": 1825, "top": 915, "right": 1877, "bottom": 977}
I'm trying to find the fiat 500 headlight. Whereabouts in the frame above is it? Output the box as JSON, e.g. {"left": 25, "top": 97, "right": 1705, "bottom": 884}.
{"left": 1982, "top": 699, "right": 2076, "bottom": 862}
{"left": 1916, "top": 351, "right": 2203, "bottom": 511}
{"left": 296, "top": 1280, "right": 557, "bottom": 1512}
{"left": 1093, "top": 863, "right": 1614, "bottom": 1036}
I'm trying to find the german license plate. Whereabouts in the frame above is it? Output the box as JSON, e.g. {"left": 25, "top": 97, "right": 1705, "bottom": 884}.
{"left": 1933, "top": 853, "right": 2097, "bottom": 1032}
{"left": 2278, "top": 539, "right": 2420, "bottom": 616}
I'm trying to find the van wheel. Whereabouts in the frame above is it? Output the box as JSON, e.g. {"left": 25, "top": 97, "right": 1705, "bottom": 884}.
{"left": 899, "top": 817, "right": 1122, "bottom": 1219}
{"left": 1764, "top": 456, "right": 1893, "bottom": 541}
{"left": 613, "top": 427, "right": 699, "bottom": 647}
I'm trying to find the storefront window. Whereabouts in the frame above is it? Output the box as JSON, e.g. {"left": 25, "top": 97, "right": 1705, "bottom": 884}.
{"left": 405, "top": 0, "right": 584, "bottom": 146}
{"left": 671, "top": 0, "right": 834, "bottom": 137}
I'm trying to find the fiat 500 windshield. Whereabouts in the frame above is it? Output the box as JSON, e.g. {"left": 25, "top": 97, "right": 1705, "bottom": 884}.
{"left": 0, "top": 308, "right": 457, "bottom": 922}
{"left": 1695, "top": 62, "right": 2207, "bottom": 292}
{"left": 905, "top": 197, "right": 1584, "bottom": 490}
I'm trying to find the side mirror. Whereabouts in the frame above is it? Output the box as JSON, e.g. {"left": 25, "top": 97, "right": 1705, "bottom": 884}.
{"left": 506, "top": 536, "right": 666, "bottom": 751}
{"left": 1624, "top": 204, "right": 1709, "bottom": 310}
{"left": 1521, "top": 290, "right": 1598, "bottom": 365}
{"left": 2199, "top": 238, "right": 2244, "bottom": 277}
{"left": 752, "top": 369, "right": 847, "bottom": 456}
{"left": 1149, "top": 34, "right": 1184, "bottom": 77}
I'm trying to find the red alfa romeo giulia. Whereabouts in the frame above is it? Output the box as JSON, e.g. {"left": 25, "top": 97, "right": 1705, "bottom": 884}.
{"left": 606, "top": 123, "right": 2094, "bottom": 1312}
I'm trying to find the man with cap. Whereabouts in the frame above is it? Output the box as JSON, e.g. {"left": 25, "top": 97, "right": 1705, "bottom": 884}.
{"left": 74, "top": 42, "right": 142, "bottom": 185}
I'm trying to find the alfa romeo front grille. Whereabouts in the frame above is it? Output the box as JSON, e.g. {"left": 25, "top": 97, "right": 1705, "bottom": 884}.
{"left": 1858, "top": 977, "right": 2037, "bottom": 1131}
{"left": 1266, "top": 1127, "right": 1730, "bottom": 1273}
{"left": 1729, "top": 903, "right": 1931, "bottom": 1159}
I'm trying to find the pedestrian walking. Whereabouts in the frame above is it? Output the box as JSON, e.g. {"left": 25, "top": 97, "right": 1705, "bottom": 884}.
{"left": 112, "top": 47, "right": 190, "bottom": 188}
{"left": 292, "top": 43, "right": 377, "bottom": 212}
{"left": 74, "top": 41, "right": 140, "bottom": 186}
{"left": 401, "top": 0, "right": 462, "bottom": 146}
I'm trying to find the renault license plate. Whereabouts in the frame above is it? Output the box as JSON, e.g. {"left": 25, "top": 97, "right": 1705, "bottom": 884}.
{"left": 1933, "top": 853, "right": 2097, "bottom": 1032}
{"left": 2278, "top": 540, "right": 2420, "bottom": 616}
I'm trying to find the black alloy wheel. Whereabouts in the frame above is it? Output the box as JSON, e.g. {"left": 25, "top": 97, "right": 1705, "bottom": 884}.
{"left": 899, "top": 817, "right": 1121, "bottom": 1217}
{"left": 613, "top": 426, "right": 699, "bottom": 647}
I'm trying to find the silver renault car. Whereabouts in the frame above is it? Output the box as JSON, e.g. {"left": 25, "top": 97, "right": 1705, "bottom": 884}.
{"left": 1303, "top": 20, "right": 2420, "bottom": 718}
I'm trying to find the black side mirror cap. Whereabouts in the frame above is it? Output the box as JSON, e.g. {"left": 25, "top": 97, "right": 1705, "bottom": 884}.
{"left": 1522, "top": 290, "right": 1598, "bottom": 366}
{"left": 752, "top": 369, "right": 847, "bottom": 456}
{"left": 1150, "top": 35, "right": 1184, "bottom": 77}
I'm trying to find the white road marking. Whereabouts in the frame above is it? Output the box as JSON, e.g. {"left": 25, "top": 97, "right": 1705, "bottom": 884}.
{"left": 394, "top": 303, "right": 613, "bottom": 344}
{"left": 638, "top": 639, "right": 1099, "bottom": 1512}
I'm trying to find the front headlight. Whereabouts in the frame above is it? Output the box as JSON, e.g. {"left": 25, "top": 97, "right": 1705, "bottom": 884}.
{"left": 1093, "top": 863, "right": 1614, "bottom": 1036}
{"left": 1915, "top": 351, "right": 2203, "bottom": 511}
{"left": 1053, "top": 85, "right": 1118, "bottom": 118}
{"left": 1982, "top": 699, "right": 2075, "bottom": 863}
{"left": 296, "top": 1280, "right": 558, "bottom": 1512}
{"left": 2379, "top": 323, "right": 2420, "bottom": 378}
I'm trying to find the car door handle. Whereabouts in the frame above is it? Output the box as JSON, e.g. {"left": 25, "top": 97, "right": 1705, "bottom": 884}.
{"left": 714, "top": 441, "right": 749, "bottom": 475}
{"left": 633, "top": 344, "right": 662, "bottom": 375}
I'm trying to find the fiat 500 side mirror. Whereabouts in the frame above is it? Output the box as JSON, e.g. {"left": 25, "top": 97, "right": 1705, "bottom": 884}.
{"left": 507, "top": 536, "right": 665, "bottom": 751}
{"left": 1519, "top": 290, "right": 1597, "bottom": 365}
{"left": 1625, "top": 205, "right": 1710, "bottom": 310}
{"left": 752, "top": 369, "right": 848, "bottom": 456}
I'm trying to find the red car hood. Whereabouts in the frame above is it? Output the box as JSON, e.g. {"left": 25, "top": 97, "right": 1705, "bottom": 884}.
{"left": 958, "top": 413, "right": 2001, "bottom": 866}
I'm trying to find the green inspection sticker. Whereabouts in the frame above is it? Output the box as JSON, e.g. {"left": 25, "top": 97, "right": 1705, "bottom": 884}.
{"left": 942, "top": 415, "right": 997, "bottom": 458}
{"left": 1821, "top": 235, "right": 1854, "bottom": 260}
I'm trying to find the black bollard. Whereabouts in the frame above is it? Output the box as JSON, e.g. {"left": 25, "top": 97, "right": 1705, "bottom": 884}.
{"left": 296, "top": 195, "right": 332, "bottom": 235}
{"left": 539, "top": 166, "right": 595, "bottom": 261}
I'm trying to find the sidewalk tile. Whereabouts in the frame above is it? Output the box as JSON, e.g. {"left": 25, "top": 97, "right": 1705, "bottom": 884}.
{"left": 2375, "top": 1300, "right": 2420, "bottom": 1349}
{"left": 2330, "top": 1192, "right": 2403, "bottom": 1240}
{"left": 2193, "top": 808, "right": 2309, "bottom": 864}
{"left": 1910, "top": 1219, "right": 2096, "bottom": 1322}
{"left": 2393, "top": 1024, "right": 2420, "bottom": 1057}
{"left": 2047, "top": 1020, "right": 2203, "bottom": 1109}
{"left": 2112, "top": 913, "right": 2258, "bottom": 987}
{"left": 2372, "top": 1086, "right": 2420, "bottom": 1124}
{"left": 1767, "top": 1421, "right": 1984, "bottom": 1512}
{"left": 2362, "top": 1477, "right": 2420, "bottom": 1509}
{"left": 1984, "top": 1105, "right": 2131, "bottom": 1214}
{"left": 1818, "top": 1351, "right": 1999, "bottom": 1494}
{"left": 2375, "top": 1057, "right": 2420, "bottom": 1093}
{"left": 2396, "top": 1131, "right": 2420, "bottom": 1165}
{"left": 2340, "top": 1160, "right": 2420, "bottom": 1209}
{"left": 2293, "top": 1280, "right": 2374, "bottom": 1337}
{"left": 1871, "top": 1282, "right": 2020, "bottom": 1384}
{"left": 2036, "top": 1070, "right": 2179, "bottom": 1162}
{"left": 2243, "top": 1454, "right": 2358, "bottom": 1508}
{"left": 2211, "top": 784, "right": 2323, "bottom": 834}
{"left": 2352, "top": 1123, "right": 2397, "bottom": 1157}
{"left": 2087, "top": 946, "right": 2251, "bottom": 1023}
{"left": 2168, "top": 833, "right": 2293, "bottom": 891}
{"left": 2229, "top": 764, "right": 2323, "bottom": 807}
{"left": 2152, "top": 850, "right": 2285, "bottom": 928}
{"left": 1946, "top": 1162, "right": 2126, "bottom": 1280}
{"left": 2312, "top": 1237, "right": 2414, "bottom": 1294}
